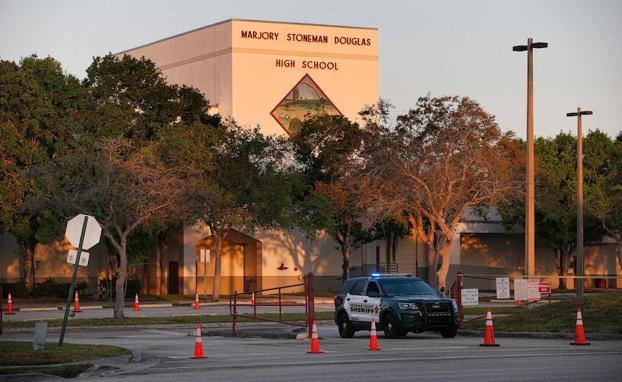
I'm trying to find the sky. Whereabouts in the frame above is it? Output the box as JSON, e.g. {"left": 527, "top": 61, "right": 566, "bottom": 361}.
{"left": 1, "top": 0, "right": 621, "bottom": 139}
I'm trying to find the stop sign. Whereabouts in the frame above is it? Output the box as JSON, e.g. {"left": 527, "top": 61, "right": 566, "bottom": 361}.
{"left": 65, "top": 214, "right": 102, "bottom": 250}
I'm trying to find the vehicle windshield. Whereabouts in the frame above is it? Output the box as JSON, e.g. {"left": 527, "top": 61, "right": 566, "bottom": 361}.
{"left": 377, "top": 278, "right": 438, "bottom": 297}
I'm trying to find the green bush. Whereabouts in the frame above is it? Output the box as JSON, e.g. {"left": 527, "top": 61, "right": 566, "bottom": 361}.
{"left": 1, "top": 280, "right": 88, "bottom": 298}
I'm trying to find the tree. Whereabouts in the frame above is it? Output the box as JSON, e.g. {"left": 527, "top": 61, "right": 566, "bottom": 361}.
{"left": 290, "top": 114, "right": 369, "bottom": 282}
{"left": 0, "top": 56, "right": 88, "bottom": 289}
{"left": 500, "top": 132, "right": 607, "bottom": 289}
{"left": 34, "top": 139, "right": 188, "bottom": 318}
{"left": 585, "top": 131, "right": 622, "bottom": 271}
{"left": 358, "top": 96, "right": 523, "bottom": 289}
{"left": 159, "top": 121, "right": 298, "bottom": 301}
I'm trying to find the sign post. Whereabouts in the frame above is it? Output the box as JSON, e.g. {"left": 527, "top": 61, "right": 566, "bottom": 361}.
{"left": 59, "top": 214, "right": 101, "bottom": 346}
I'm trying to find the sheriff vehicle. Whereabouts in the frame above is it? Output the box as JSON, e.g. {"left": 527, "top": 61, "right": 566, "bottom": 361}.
{"left": 334, "top": 274, "right": 459, "bottom": 339}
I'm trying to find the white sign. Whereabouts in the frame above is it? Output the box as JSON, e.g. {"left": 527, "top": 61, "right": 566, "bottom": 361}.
{"left": 461, "top": 288, "right": 479, "bottom": 306}
{"left": 67, "top": 249, "right": 90, "bottom": 267}
{"left": 496, "top": 277, "right": 511, "bottom": 299}
{"left": 527, "top": 278, "right": 541, "bottom": 301}
{"left": 200, "top": 249, "right": 211, "bottom": 263}
{"left": 65, "top": 214, "right": 102, "bottom": 250}
{"left": 514, "top": 279, "right": 529, "bottom": 301}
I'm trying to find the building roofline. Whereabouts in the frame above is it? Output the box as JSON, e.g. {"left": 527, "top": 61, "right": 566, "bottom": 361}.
{"left": 114, "top": 18, "right": 377, "bottom": 56}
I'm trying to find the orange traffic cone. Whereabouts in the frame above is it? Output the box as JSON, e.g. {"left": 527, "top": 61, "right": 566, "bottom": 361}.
{"left": 194, "top": 293, "right": 200, "bottom": 310}
{"left": 133, "top": 293, "right": 140, "bottom": 311}
{"left": 480, "top": 308, "right": 499, "bottom": 347}
{"left": 368, "top": 318, "right": 381, "bottom": 351}
{"left": 6, "top": 292, "right": 15, "bottom": 315}
{"left": 191, "top": 324, "right": 207, "bottom": 359}
{"left": 307, "top": 320, "right": 324, "bottom": 353}
{"left": 73, "top": 290, "right": 82, "bottom": 313}
{"left": 570, "top": 307, "right": 590, "bottom": 346}
{"left": 251, "top": 292, "right": 256, "bottom": 307}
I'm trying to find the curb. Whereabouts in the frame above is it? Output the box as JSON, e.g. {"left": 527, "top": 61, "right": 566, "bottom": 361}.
{"left": 459, "top": 330, "right": 622, "bottom": 340}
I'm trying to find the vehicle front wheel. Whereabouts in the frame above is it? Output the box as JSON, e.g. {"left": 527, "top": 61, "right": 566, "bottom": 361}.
{"left": 337, "top": 312, "right": 355, "bottom": 338}
{"left": 382, "top": 313, "right": 401, "bottom": 339}
{"left": 440, "top": 326, "right": 458, "bottom": 338}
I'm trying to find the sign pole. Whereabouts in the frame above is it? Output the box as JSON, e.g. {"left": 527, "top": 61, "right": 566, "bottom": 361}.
{"left": 59, "top": 215, "right": 88, "bottom": 346}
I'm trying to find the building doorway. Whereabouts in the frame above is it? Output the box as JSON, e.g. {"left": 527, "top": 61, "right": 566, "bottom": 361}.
{"left": 168, "top": 261, "right": 179, "bottom": 294}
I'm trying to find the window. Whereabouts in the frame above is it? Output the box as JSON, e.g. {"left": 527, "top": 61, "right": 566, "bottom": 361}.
{"left": 338, "top": 279, "right": 357, "bottom": 295}
{"left": 366, "top": 281, "right": 380, "bottom": 296}
{"left": 377, "top": 278, "right": 437, "bottom": 297}
{"left": 350, "top": 279, "right": 367, "bottom": 296}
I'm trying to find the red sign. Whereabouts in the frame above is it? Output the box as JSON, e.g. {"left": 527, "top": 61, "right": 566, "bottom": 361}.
{"left": 538, "top": 281, "right": 552, "bottom": 294}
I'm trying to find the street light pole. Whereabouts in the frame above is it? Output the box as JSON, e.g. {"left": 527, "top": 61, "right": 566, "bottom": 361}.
{"left": 513, "top": 38, "right": 548, "bottom": 278}
{"left": 567, "top": 107, "right": 593, "bottom": 297}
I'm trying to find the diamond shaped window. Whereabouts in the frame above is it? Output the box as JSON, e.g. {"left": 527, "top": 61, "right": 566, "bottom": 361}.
{"left": 270, "top": 74, "right": 342, "bottom": 136}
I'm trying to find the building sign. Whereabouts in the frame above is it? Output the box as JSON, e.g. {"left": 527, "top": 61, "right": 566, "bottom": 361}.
{"left": 270, "top": 74, "right": 342, "bottom": 135}
{"left": 496, "top": 277, "right": 511, "bottom": 299}
{"left": 241, "top": 30, "right": 373, "bottom": 46}
{"left": 461, "top": 288, "right": 479, "bottom": 306}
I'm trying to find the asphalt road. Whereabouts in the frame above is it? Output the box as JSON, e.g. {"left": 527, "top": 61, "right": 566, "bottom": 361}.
{"left": 3, "top": 303, "right": 335, "bottom": 321}
{"left": 3, "top": 323, "right": 621, "bottom": 381}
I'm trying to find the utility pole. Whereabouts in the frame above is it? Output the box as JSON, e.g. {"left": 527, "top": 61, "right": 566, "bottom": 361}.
{"left": 513, "top": 38, "right": 548, "bottom": 278}
{"left": 567, "top": 107, "right": 593, "bottom": 297}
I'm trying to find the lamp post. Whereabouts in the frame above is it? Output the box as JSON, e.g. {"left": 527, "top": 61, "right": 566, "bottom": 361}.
{"left": 567, "top": 107, "right": 593, "bottom": 297}
{"left": 513, "top": 38, "right": 548, "bottom": 278}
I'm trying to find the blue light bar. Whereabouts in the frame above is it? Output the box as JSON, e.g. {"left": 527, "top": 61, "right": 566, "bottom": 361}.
{"left": 371, "top": 273, "right": 381, "bottom": 277}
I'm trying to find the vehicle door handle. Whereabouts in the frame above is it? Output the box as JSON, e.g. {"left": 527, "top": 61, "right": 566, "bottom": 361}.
{"left": 363, "top": 299, "right": 368, "bottom": 303}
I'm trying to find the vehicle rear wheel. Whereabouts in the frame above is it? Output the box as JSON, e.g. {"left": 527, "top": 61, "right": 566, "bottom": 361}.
{"left": 382, "top": 313, "right": 401, "bottom": 339}
{"left": 337, "top": 312, "right": 355, "bottom": 338}
{"left": 440, "top": 326, "right": 458, "bottom": 338}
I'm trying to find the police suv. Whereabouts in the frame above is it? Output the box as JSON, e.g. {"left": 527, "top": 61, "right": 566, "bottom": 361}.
{"left": 334, "top": 274, "right": 459, "bottom": 339}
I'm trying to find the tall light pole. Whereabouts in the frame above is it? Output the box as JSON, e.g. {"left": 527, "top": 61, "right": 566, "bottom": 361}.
{"left": 513, "top": 38, "right": 548, "bottom": 278}
{"left": 567, "top": 107, "right": 593, "bottom": 297}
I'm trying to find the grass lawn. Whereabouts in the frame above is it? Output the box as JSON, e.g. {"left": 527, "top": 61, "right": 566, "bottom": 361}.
{"left": 463, "top": 306, "right": 521, "bottom": 315}
{"left": 0, "top": 341, "right": 129, "bottom": 367}
{"left": 464, "top": 292, "right": 622, "bottom": 334}
{"left": 4, "top": 311, "right": 335, "bottom": 329}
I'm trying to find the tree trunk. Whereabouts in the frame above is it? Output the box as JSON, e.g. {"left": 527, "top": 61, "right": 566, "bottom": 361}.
{"left": 385, "top": 233, "right": 392, "bottom": 266}
{"left": 391, "top": 234, "right": 398, "bottom": 263}
{"left": 114, "top": 238, "right": 128, "bottom": 319}
{"left": 436, "top": 238, "right": 453, "bottom": 292}
{"left": 341, "top": 238, "right": 351, "bottom": 282}
{"left": 554, "top": 249, "right": 567, "bottom": 290}
{"left": 425, "top": 242, "right": 438, "bottom": 287}
{"left": 157, "top": 233, "right": 167, "bottom": 295}
{"left": 211, "top": 236, "right": 223, "bottom": 302}
{"left": 23, "top": 244, "right": 36, "bottom": 290}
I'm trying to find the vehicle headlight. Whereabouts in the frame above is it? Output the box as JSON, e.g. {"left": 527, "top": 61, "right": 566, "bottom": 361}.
{"left": 398, "top": 302, "right": 419, "bottom": 310}
{"left": 451, "top": 299, "right": 458, "bottom": 311}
